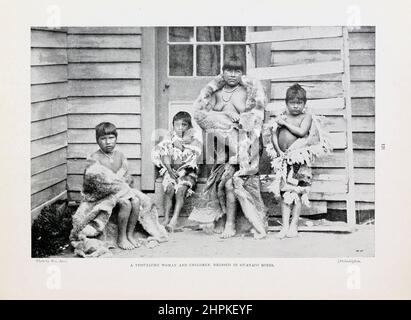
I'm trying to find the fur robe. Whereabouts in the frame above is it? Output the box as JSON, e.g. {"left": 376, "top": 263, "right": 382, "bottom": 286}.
{"left": 188, "top": 74, "right": 268, "bottom": 230}
{"left": 69, "top": 162, "right": 168, "bottom": 257}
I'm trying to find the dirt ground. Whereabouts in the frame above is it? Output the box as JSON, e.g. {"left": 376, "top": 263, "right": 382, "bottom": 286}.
{"left": 60, "top": 223, "right": 374, "bottom": 258}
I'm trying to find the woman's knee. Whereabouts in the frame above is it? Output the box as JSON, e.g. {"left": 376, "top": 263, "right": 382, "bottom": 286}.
{"left": 175, "top": 186, "right": 187, "bottom": 199}
{"left": 131, "top": 197, "right": 140, "bottom": 208}
{"left": 118, "top": 198, "right": 132, "bottom": 210}
{"left": 165, "top": 185, "right": 175, "bottom": 196}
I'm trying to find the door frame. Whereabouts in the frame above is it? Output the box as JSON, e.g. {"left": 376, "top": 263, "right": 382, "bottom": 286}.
{"left": 140, "top": 27, "right": 157, "bottom": 191}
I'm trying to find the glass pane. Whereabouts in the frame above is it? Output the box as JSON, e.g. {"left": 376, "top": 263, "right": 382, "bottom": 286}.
{"left": 223, "top": 45, "right": 246, "bottom": 70}
{"left": 169, "top": 27, "right": 194, "bottom": 42}
{"left": 224, "top": 27, "right": 246, "bottom": 42}
{"left": 197, "top": 45, "right": 220, "bottom": 76}
{"left": 169, "top": 45, "right": 193, "bottom": 76}
{"left": 197, "top": 27, "right": 221, "bottom": 42}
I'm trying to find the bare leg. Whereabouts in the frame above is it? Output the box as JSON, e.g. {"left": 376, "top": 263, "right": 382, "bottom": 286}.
{"left": 167, "top": 185, "right": 188, "bottom": 232}
{"left": 287, "top": 197, "right": 301, "bottom": 238}
{"left": 276, "top": 200, "right": 291, "bottom": 239}
{"left": 163, "top": 185, "right": 174, "bottom": 226}
{"left": 221, "top": 179, "right": 237, "bottom": 238}
{"left": 117, "top": 199, "right": 134, "bottom": 250}
{"left": 126, "top": 198, "right": 141, "bottom": 247}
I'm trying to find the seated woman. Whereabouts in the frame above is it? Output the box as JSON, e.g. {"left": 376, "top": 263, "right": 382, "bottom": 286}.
{"left": 188, "top": 57, "right": 268, "bottom": 239}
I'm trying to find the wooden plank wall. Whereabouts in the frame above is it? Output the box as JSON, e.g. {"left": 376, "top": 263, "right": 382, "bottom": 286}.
{"left": 31, "top": 28, "right": 69, "bottom": 219}
{"left": 66, "top": 27, "right": 142, "bottom": 202}
{"left": 269, "top": 26, "right": 375, "bottom": 211}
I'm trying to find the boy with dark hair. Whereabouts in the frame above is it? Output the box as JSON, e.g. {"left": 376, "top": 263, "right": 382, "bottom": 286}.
{"left": 153, "top": 112, "right": 202, "bottom": 232}
{"left": 265, "top": 83, "right": 331, "bottom": 239}
{"left": 87, "top": 122, "right": 140, "bottom": 249}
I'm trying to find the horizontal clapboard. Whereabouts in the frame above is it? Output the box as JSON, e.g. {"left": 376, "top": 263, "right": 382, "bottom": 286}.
{"left": 68, "top": 129, "right": 141, "bottom": 144}
{"left": 31, "top": 132, "right": 67, "bottom": 158}
{"left": 31, "top": 65, "right": 68, "bottom": 84}
{"left": 31, "top": 116, "right": 67, "bottom": 141}
{"left": 31, "top": 27, "right": 68, "bottom": 33}
{"left": 327, "top": 201, "right": 375, "bottom": 211}
{"left": 67, "top": 143, "right": 141, "bottom": 159}
{"left": 69, "top": 80, "right": 141, "bottom": 96}
{"left": 68, "top": 114, "right": 141, "bottom": 129}
{"left": 31, "top": 163, "right": 67, "bottom": 194}
{"left": 271, "top": 32, "right": 374, "bottom": 50}
{"left": 312, "top": 150, "right": 374, "bottom": 168}
{"left": 312, "top": 168, "right": 374, "bottom": 184}
{"left": 31, "top": 82, "right": 68, "bottom": 103}
{"left": 31, "top": 148, "right": 67, "bottom": 175}
{"left": 352, "top": 98, "right": 374, "bottom": 116}
{"left": 31, "top": 180, "right": 66, "bottom": 209}
{"left": 68, "top": 48, "right": 141, "bottom": 62}
{"left": 269, "top": 66, "right": 374, "bottom": 82}
{"left": 248, "top": 61, "right": 343, "bottom": 80}
{"left": 68, "top": 97, "right": 141, "bottom": 114}
{"left": 31, "top": 48, "right": 68, "bottom": 66}
{"left": 68, "top": 34, "right": 142, "bottom": 48}
{"left": 247, "top": 27, "right": 343, "bottom": 44}
{"left": 68, "top": 62, "right": 141, "bottom": 79}
{"left": 271, "top": 50, "right": 375, "bottom": 67}
{"left": 31, "top": 29, "right": 67, "bottom": 48}
{"left": 67, "top": 159, "right": 141, "bottom": 175}
{"left": 67, "top": 27, "right": 142, "bottom": 34}
{"left": 31, "top": 98, "right": 67, "bottom": 121}
{"left": 353, "top": 133, "right": 374, "bottom": 149}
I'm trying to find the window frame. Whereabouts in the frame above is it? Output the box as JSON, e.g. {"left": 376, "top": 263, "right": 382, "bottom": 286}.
{"left": 167, "top": 26, "right": 246, "bottom": 78}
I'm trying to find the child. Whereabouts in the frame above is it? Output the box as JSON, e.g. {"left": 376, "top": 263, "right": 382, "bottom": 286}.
{"left": 87, "top": 122, "right": 141, "bottom": 250}
{"left": 265, "top": 84, "right": 331, "bottom": 239}
{"left": 153, "top": 112, "right": 202, "bottom": 232}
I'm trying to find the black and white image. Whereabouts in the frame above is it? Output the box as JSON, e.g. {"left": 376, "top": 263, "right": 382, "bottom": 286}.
{"left": 30, "top": 26, "right": 375, "bottom": 258}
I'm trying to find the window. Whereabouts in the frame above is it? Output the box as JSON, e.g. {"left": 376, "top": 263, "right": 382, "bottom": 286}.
{"left": 168, "top": 26, "right": 246, "bottom": 77}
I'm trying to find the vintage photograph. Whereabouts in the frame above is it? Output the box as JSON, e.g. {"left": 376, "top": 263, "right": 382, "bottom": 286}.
{"left": 30, "top": 26, "right": 375, "bottom": 258}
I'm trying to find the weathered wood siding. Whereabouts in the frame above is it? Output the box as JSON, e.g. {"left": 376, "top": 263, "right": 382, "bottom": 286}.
{"left": 31, "top": 28, "right": 69, "bottom": 219}
{"left": 66, "top": 27, "right": 142, "bottom": 202}
{"left": 269, "top": 26, "right": 375, "bottom": 210}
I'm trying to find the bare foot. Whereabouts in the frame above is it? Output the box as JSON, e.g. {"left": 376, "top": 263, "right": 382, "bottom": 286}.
{"left": 276, "top": 227, "right": 289, "bottom": 239}
{"left": 145, "top": 237, "right": 160, "bottom": 249}
{"left": 286, "top": 226, "right": 299, "bottom": 238}
{"left": 127, "top": 234, "right": 141, "bottom": 248}
{"left": 253, "top": 231, "right": 267, "bottom": 240}
{"left": 213, "top": 220, "right": 224, "bottom": 234}
{"left": 220, "top": 223, "right": 236, "bottom": 239}
{"left": 118, "top": 237, "right": 135, "bottom": 250}
{"left": 166, "top": 218, "right": 182, "bottom": 233}
{"left": 202, "top": 223, "right": 215, "bottom": 234}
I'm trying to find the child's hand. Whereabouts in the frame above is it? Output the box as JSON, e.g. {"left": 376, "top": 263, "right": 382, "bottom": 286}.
{"left": 124, "top": 174, "right": 134, "bottom": 187}
{"left": 173, "top": 140, "right": 184, "bottom": 150}
{"left": 276, "top": 116, "right": 287, "bottom": 126}
{"left": 226, "top": 112, "right": 240, "bottom": 122}
{"left": 168, "top": 169, "right": 179, "bottom": 181}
